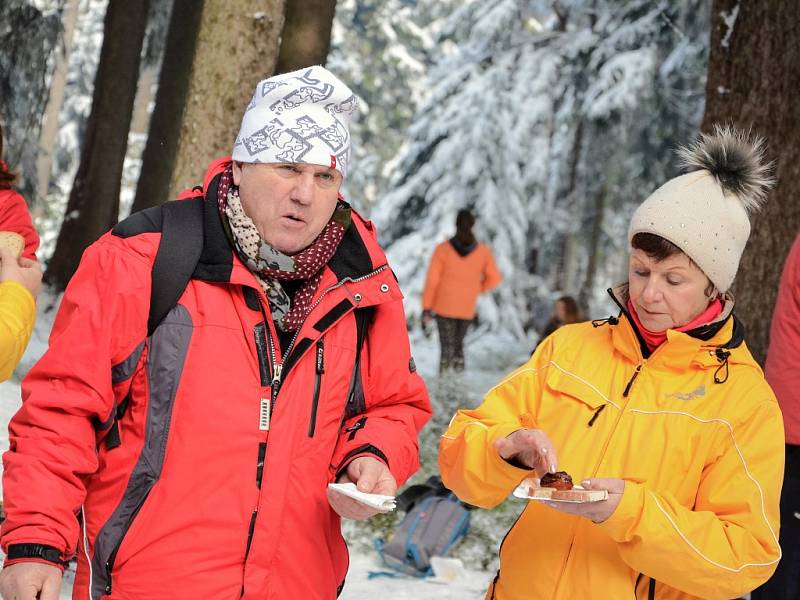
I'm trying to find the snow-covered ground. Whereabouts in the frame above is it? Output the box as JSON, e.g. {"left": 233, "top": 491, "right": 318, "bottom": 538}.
{"left": 0, "top": 290, "right": 529, "bottom": 598}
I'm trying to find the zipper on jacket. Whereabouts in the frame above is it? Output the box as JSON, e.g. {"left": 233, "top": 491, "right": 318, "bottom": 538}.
{"left": 243, "top": 509, "right": 258, "bottom": 560}
{"left": 104, "top": 488, "right": 152, "bottom": 594}
{"left": 308, "top": 340, "right": 325, "bottom": 437}
{"left": 622, "top": 364, "right": 642, "bottom": 397}
{"left": 587, "top": 404, "right": 606, "bottom": 427}
{"left": 267, "top": 265, "right": 388, "bottom": 407}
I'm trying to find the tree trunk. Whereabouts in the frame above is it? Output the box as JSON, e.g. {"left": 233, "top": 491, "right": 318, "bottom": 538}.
{"left": 579, "top": 186, "right": 606, "bottom": 311}
{"left": 167, "top": 1, "right": 286, "bottom": 200}
{"left": 275, "top": 0, "right": 336, "bottom": 74}
{"left": 45, "top": 2, "right": 150, "bottom": 291}
{"left": 701, "top": 0, "right": 800, "bottom": 363}
{"left": 130, "top": 0, "right": 205, "bottom": 214}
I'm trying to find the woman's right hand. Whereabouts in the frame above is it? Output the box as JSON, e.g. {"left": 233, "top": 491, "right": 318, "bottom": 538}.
{"left": 494, "top": 428, "right": 558, "bottom": 475}
{"left": 0, "top": 247, "right": 43, "bottom": 299}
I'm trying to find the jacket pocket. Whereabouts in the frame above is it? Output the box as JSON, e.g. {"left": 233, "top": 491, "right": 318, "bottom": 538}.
{"left": 308, "top": 339, "right": 325, "bottom": 437}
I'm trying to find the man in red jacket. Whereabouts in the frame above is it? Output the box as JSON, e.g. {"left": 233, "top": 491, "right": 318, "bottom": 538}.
{"left": 0, "top": 66, "right": 431, "bottom": 600}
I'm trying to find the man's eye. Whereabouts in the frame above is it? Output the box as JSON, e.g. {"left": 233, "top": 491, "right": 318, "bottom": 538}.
{"left": 318, "top": 172, "right": 334, "bottom": 181}
{"left": 634, "top": 270, "right": 648, "bottom": 277}
{"left": 666, "top": 278, "right": 682, "bottom": 286}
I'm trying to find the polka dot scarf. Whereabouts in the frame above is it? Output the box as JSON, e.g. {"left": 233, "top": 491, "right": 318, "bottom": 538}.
{"left": 217, "top": 165, "right": 351, "bottom": 331}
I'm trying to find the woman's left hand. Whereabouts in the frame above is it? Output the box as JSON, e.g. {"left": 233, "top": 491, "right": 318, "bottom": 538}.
{"left": 545, "top": 478, "right": 625, "bottom": 523}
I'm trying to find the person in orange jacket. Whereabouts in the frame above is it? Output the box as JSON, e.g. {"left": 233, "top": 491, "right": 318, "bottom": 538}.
{"left": 422, "top": 209, "right": 501, "bottom": 372}
{"left": 751, "top": 233, "right": 800, "bottom": 600}
{"left": 440, "top": 126, "right": 784, "bottom": 599}
{"left": 0, "top": 124, "right": 42, "bottom": 382}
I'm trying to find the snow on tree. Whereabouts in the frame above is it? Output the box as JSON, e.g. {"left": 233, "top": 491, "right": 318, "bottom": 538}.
{"left": 328, "top": 0, "right": 461, "bottom": 210}
{"left": 371, "top": 0, "right": 709, "bottom": 338}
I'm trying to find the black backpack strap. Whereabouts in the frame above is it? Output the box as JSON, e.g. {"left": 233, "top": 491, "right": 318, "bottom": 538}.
{"left": 344, "top": 306, "right": 375, "bottom": 420}
{"left": 147, "top": 198, "right": 205, "bottom": 336}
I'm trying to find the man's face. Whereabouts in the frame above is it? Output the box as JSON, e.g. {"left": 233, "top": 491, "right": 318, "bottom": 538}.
{"left": 232, "top": 161, "right": 342, "bottom": 255}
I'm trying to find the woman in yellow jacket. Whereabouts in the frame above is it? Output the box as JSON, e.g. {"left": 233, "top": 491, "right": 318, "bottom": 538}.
{"left": 439, "top": 126, "right": 784, "bottom": 600}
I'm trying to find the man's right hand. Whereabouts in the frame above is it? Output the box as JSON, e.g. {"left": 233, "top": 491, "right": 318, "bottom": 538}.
{"left": 0, "top": 562, "right": 62, "bottom": 600}
{"left": 0, "top": 247, "right": 43, "bottom": 299}
{"left": 493, "top": 428, "right": 558, "bottom": 475}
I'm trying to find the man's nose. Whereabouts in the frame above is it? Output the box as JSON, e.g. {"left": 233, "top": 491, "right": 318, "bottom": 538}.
{"left": 291, "top": 173, "right": 315, "bottom": 205}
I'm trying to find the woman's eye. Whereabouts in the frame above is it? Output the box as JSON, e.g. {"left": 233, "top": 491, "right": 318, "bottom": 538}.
{"left": 667, "top": 278, "right": 682, "bottom": 286}
{"left": 634, "top": 270, "right": 648, "bottom": 277}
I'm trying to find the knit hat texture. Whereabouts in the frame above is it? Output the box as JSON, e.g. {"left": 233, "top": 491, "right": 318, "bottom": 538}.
{"left": 232, "top": 66, "right": 358, "bottom": 179}
{"left": 628, "top": 125, "right": 774, "bottom": 292}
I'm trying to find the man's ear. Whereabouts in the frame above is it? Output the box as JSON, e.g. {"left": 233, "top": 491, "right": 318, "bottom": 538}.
{"left": 232, "top": 161, "right": 243, "bottom": 185}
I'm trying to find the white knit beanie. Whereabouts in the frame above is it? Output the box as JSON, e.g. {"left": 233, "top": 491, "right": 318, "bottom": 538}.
{"left": 232, "top": 66, "right": 359, "bottom": 179}
{"left": 628, "top": 126, "right": 774, "bottom": 292}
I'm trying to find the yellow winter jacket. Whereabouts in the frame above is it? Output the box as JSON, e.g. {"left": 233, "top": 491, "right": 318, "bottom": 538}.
{"left": 0, "top": 280, "right": 35, "bottom": 382}
{"left": 439, "top": 295, "right": 784, "bottom": 600}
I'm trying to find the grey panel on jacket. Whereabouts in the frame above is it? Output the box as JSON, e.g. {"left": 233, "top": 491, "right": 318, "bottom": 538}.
{"left": 90, "top": 305, "right": 193, "bottom": 600}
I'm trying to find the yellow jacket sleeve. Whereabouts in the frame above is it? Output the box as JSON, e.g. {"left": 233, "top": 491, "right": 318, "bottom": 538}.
{"left": 439, "top": 336, "right": 555, "bottom": 508}
{"left": 0, "top": 280, "right": 36, "bottom": 382}
{"left": 597, "top": 398, "right": 784, "bottom": 599}
{"left": 421, "top": 245, "right": 444, "bottom": 312}
{"left": 481, "top": 248, "right": 502, "bottom": 293}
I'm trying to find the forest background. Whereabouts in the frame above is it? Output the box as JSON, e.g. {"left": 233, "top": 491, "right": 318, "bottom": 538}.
{"left": 1, "top": 0, "right": 799, "bottom": 574}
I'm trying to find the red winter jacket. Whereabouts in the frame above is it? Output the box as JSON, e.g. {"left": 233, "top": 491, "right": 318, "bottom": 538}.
{"left": 0, "top": 188, "right": 39, "bottom": 260}
{"left": 765, "top": 233, "right": 800, "bottom": 444}
{"left": 1, "top": 162, "right": 431, "bottom": 599}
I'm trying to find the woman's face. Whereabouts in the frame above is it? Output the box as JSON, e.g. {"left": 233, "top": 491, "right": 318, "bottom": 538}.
{"left": 628, "top": 249, "right": 713, "bottom": 332}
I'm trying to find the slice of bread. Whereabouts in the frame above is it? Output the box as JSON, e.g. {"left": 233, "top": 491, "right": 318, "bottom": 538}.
{"left": 0, "top": 231, "right": 25, "bottom": 258}
{"left": 526, "top": 486, "right": 553, "bottom": 499}
{"left": 551, "top": 488, "right": 608, "bottom": 502}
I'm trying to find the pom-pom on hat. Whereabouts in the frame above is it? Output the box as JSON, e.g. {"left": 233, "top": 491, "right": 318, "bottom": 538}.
{"left": 628, "top": 125, "right": 775, "bottom": 292}
{"left": 232, "top": 66, "right": 359, "bottom": 179}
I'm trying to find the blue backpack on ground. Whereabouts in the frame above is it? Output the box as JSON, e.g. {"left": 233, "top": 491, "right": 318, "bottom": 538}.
{"left": 374, "top": 475, "right": 471, "bottom": 577}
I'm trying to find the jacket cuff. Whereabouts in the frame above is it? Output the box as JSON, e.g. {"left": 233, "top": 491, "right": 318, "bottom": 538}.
{"left": 334, "top": 444, "right": 389, "bottom": 479}
{"left": 488, "top": 423, "right": 537, "bottom": 483}
{"left": 595, "top": 480, "right": 645, "bottom": 541}
{"left": 4, "top": 543, "right": 69, "bottom": 570}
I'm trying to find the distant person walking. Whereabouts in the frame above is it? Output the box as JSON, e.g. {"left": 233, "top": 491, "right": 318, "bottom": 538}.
{"left": 751, "top": 233, "right": 800, "bottom": 600}
{"left": 422, "top": 209, "right": 501, "bottom": 372}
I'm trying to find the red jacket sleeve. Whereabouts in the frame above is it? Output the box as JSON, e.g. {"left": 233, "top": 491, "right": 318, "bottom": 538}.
{"left": 330, "top": 298, "right": 432, "bottom": 487}
{"left": 0, "top": 234, "right": 152, "bottom": 557}
{"left": 0, "top": 189, "right": 40, "bottom": 260}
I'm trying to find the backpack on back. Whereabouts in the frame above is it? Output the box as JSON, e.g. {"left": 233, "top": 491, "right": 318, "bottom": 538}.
{"left": 374, "top": 475, "right": 471, "bottom": 577}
